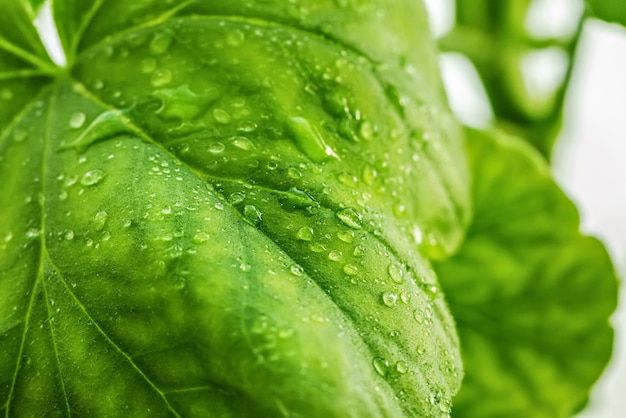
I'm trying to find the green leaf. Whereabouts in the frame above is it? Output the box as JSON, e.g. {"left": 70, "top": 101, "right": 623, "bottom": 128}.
{"left": 0, "top": 0, "right": 55, "bottom": 135}
{"left": 587, "top": 0, "right": 626, "bottom": 27}
{"left": 434, "top": 129, "right": 618, "bottom": 417}
{"left": 442, "top": 0, "right": 583, "bottom": 157}
{"left": 1, "top": 0, "right": 471, "bottom": 415}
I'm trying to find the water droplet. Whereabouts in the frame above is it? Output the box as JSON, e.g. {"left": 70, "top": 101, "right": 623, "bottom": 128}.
{"left": 228, "top": 192, "right": 245, "bottom": 205}
{"left": 388, "top": 263, "right": 404, "bottom": 284}
{"left": 239, "top": 263, "right": 252, "bottom": 272}
{"left": 25, "top": 228, "right": 40, "bottom": 239}
{"left": 70, "top": 112, "right": 87, "bottom": 129}
{"left": 296, "top": 227, "right": 314, "bottom": 241}
{"left": 422, "top": 283, "right": 440, "bottom": 300}
{"left": 237, "top": 120, "right": 257, "bottom": 132}
{"left": 400, "top": 292, "right": 411, "bottom": 304}
{"left": 85, "top": 237, "right": 94, "bottom": 247}
{"left": 231, "top": 136, "right": 254, "bottom": 150}
{"left": 290, "top": 265, "right": 303, "bottom": 276}
{"left": 336, "top": 208, "right": 362, "bottom": 229}
{"left": 101, "top": 231, "right": 111, "bottom": 241}
{"left": 58, "top": 190, "right": 68, "bottom": 200}
{"left": 213, "top": 108, "right": 232, "bottom": 124}
{"left": 417, "top": 345, "right": 426, "bottom": 355}
{"left": 413, "top": 309, "right": 424, "bottom": 324}
{"left": 343, "top": 264, "right": 358, "bottom": 276}
{"left": 359, "top": 121, "right": 375, "bottom": 140}
{"left": 288, "top": 117, "right": 339, "bottom": 163}
{"left": 336, "top": 230, "right": 354, "bottom": 243}
{"left": 161, "top": 206, "right": 172, "bottom": 215}
{"left": 208, "top": 142, "right": 225, "bottom": 154}
{"left": 225, "top": 29, "right": 245, "bottom": 47}
{"left": 362, "top": 164, "right": 378, "bottom": 185}
{"left": 338, "top": 173, "right": 358, "bottom": 188}
{"left": 94, "top": 211, "right": 108, "bottom": 231}
{"left": 243, "top": 205, "right": 262, "bottom": 226}
{"left": 193, "top": 232, "right": 210, "bottom": 243}
{"left": 149, "top": 32, "right": 173, "bottom": 55}
{"left": 382, "top": 291, "right": 398, "bottom": 307}
{"left": 353, "top": 245, "right": 365, "bottom": 257}
{"left": 328, "top": 250, "right": 342, "bottom": 262}
{"left": 64, "top": 175, "right": 78, "bottom": 187}
{"left": 287, "top": 167, "right": 302, "bottom": 179}
{"left": 309, "top": 243, "right": 326, "bottom": 253}
{"left": 80, "top": 169, "right": 104, "bottom": 186}
{"left": 373, "top": 357, "right": 389, "bottom": 377}
{"left": 151, "top": 69, "right": 173, "bottom": 87}
{"left": 141, "top": 57, "right": 157, "bottom": 73}
{"left": 395, "top": 361, "right": 408, "bottom": 374}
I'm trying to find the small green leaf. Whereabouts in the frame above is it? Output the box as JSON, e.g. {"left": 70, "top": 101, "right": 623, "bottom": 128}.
{"left": 434, "top": 129, "right": 618, "bottom": 417}
{"left": 587, "top": 0, "right": 626, "bottom": 27}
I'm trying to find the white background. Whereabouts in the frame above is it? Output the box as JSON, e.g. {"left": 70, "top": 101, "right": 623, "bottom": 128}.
{"left": 424, "top": 0, "right": 626, "bottom": 416}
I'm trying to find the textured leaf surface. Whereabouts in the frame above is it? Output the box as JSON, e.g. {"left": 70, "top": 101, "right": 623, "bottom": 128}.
{"left": 434, "top": 129, "right": 618, "bottom": 417}
{"left": 0, "top": 0, "right": 471, "bottom": 416}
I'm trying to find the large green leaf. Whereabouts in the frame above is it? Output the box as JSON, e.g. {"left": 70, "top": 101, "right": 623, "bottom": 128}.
{"left": 1, "top": 0, "right": 471, "bottom": 416}
{"left": 434, "top": 129, "right": 618, "bottom": 417}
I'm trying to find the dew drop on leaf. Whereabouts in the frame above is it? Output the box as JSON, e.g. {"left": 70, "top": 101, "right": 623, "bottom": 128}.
{"left": 337, "top": 230, "right": 354, "bottom": 243}
{"left": 69, "top": 112, "right": 86, "bottom": 129}
{"left": 94, "top": 211, "right": 108, "bottom": 231}
{"left": 80, "top": 169, "right": 104, "bottom": 186}
{"left": 343, "top": 264, "right": 358, "bottom": 276}
{"left": 336, "top": 208, "right": 362, "bottom": 229}
{"left": 373, "top": 357, "right": 389, "bottom": 377}
{"left": 295, "top": 227, "right": 314, "bottom": 241}
{"left": 287, "top": 167, "right": 302, "bottom": 179}
{"left": 141, "top": 58, "right": 157, "bottom": 74}
{"left": 290, "top": 265, "right": 303, "bottom": 276}
{"left": 149, "top": 32, "right": 173, "bottom": 55}
{"left": 309, "top": 243, "right": 326, "bottom": 253}
{"left": 213, "top": 108, "right": 232, "bottom": 124}
{"left": 151, "top": 69, "right": 173, "bottom": 87}
{"left": 192, "top": 232, "right": 210, "bottom": 243}
{"left": 359, "top": 120, "right": 375, "bottom": 140}
{"left": 237, "top": 120, "right": 257, "bottom": 133}
{"left": 231, "top": 136, "right": 254, "bottom": 150}
{"left": 208, "top": 142, "right": 225, "bottom": 154}
{"left": 382, "top": 291, "right": 398, "bottom": 307}
{"left": 388, "top": 263, "right": 404, "bottom": 284}
{"left": 328, "top": 250, "right": 342, "bottom": 262}
{"left": 395, "top": 360, "right": 409, "bottom": 374}
{"left": 225, "top": 30, "right": 245, "bottom": 47}
{"left": 362, "top": 164, "right": 378, "bottom": 185}
{"left": 288, "top": 116, "right": 339, "bottom": 163}
{"left": 243, "top": 205, "right": 262, "bottom": 225}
